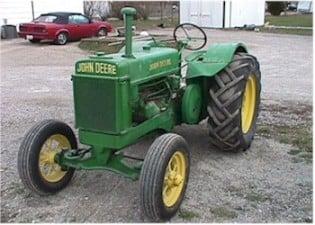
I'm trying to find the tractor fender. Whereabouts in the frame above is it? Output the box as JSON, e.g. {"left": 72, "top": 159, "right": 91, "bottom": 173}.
{"left": 186, "top": 42, "right": 247, "bottom": 79}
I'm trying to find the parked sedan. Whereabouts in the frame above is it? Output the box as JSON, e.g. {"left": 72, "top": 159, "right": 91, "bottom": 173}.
{"left": 18, "top": 12, "right": 113, "bottom": 45}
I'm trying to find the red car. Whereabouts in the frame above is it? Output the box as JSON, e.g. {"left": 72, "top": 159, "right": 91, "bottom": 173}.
{"left": 18, "top": 12, "right": 113, "bottom": 45}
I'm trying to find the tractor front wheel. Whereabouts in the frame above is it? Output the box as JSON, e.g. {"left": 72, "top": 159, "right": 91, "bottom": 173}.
{"left": 139, "top": 133, "right": 190, "bottom": 221}
{"left": 17, "top": 120, "right": 77, "bottom": 195}
{"left": 207, "top": 53, "right": 261, "bottom": 152}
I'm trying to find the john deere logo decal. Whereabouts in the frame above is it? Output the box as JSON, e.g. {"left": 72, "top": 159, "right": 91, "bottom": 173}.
{"left": 149, "top": 59, "right": 172, "bottom": 71}
{"left": 76, "top": 62, "right": 117, "bottom": 75}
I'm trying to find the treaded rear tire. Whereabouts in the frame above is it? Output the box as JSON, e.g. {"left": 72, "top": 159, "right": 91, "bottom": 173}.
{"left": 139, "top": 133, "right": 190, "bottom": 221}
{"left": 207, "top": 53, "right": 261, "bottom": 152}
{"left": 17, "top": 119, "right": 77, "bottom": 195}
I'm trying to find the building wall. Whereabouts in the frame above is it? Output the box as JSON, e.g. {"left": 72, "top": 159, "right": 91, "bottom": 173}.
{"left": 180, "top": 0, "right": 265, "bottom": 28}
{"left": 0, "top": 0, "right": 83, "bottom": 27}
{"left": 297, "top": 1, "right": 313, "bottom": 13}
{"left": 225, "top": 0, "right": 265, "bottom": 27}
{"left": 0, "top": 0, "right": 32, "bottom": 26}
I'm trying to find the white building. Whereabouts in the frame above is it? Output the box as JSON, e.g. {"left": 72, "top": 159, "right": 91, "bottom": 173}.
{"left": 180, "top": 0, "right": 265, "bottom": 28}
{"left": 297, "top": 1, "right": 313, "bottom": 13}
{"left": 0, "top": 0, "right": 84, "bottom": 27}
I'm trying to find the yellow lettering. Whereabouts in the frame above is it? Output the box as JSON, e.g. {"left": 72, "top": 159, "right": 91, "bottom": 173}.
{"left": 77, "top": 62, "right": 94, "bottom": 73}
{"left": 80, "top": 62, "right": 116, "bottom": 75}
{"left": 149, "top": 59, "right": 172, "bottom": 71}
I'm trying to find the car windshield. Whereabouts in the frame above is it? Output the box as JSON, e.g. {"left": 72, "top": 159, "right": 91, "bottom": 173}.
{"left": 34, "top": 15, "right": 57, "bottom": 23}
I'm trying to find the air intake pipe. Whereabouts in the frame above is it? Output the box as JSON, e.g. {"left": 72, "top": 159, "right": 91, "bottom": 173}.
{"left": 121, "top": 7, "right": 136, "bottom": 58}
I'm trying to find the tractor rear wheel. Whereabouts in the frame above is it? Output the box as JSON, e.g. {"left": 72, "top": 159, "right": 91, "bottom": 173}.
{"left": 139, "top": 133, "right": 190, "bottom": 221}
{"left": 17, "top": 120, "right": 77, "bottom": 195}
{"left": 207, "top": 53, "right": 261, "bottom": 152}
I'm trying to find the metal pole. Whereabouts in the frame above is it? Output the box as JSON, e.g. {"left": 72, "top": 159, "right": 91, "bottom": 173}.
{"left": 31, "top": 0, "right": 35, "bottom": 20}
{"left": 121, "top": 7, "right": 136, "bottom": 58}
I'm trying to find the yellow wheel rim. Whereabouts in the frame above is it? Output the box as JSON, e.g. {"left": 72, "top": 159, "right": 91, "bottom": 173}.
{"left": 38, "top": 134, "right": 70, "bottom": 182}
{"left": 241, "top": 75, "right": 257, "bottom": 133}
{"left": 163, "top": 151, "right": 187, "bottom": 207}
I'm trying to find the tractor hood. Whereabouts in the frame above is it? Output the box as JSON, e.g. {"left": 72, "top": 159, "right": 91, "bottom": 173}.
{"left": 75, "top": 45, "right": 180, "bottom": 84}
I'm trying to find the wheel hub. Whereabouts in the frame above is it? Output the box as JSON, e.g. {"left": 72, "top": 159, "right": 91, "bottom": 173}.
{"left": 38, "top": 134, "right": 70, "bottom": 182}
{"left": 241, "top": 75, "right": 257, "bottom": 133}
{"left": 163, "top": 151, "right": 186, "bottom": 207}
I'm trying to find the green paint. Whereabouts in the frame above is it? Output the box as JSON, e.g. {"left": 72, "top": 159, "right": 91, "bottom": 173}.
{"left": 186, "top": 43, "right": 247, "bottom": 79}
{"left": 181, "top": 84, "right": 202, "bottom": 124}
{"left": 58, "top": 7, "right": 251, "bottom": 179}
{"left": 121, "top": 7, "right": 136, "bottom": 58}
{"left": 56, "top": 147, "right": 140, "bottom": 180}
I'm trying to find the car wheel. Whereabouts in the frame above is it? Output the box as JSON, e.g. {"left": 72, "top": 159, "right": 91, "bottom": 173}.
{"left": 55, "top": 32, "right": 68, "bottom": 45}
{"left": 97, "top": 28, "right": 108, "bottom": 37}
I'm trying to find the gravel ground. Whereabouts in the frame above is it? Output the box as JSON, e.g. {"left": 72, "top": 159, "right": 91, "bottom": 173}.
{"left": 0, "top": 29, "right": 312, "bottom": 223}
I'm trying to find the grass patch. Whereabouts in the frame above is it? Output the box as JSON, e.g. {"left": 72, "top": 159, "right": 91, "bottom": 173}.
{"left": 298, "top": 152, "right": 313, "bottom": 159}
{"left": 257, "top": 124, "right": 312, "bottom": 152}
{"left": 109, "top": 18, "right": 179, "bottom": 30}
{"left": 288, "top": 149, "right": 302, "bottom": 155}
{"left": 245, "top": 191, "right": 271, "bottom": 203}
{"left": 178, "top": 209, "right": 200, "bottom": 220}
{"left": 291, "top": 156, "right": 305, "bottom": 163}
{"left": 10, "top": 181, "right": 25, "bottom": 195}
{"left": 265, "top": 14, "right": 313, "bottom": 27}
{"left": 79, "top": 38, "right": 124, "bottom": 53}
{"left": 210, "top": 206, "right": 237, "bottom": 219}
{"left": 262, "top": 14, "right": 313, "bottom": 36}
{"left": 260, "top": 27, "right": 312, "bottom": 36}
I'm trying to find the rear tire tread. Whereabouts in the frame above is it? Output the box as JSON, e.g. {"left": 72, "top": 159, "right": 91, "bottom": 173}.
{"left": 207, "top": 52, "right": 261, "bottom": 152}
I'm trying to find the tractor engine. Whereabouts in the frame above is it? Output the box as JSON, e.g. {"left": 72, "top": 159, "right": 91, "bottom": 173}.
{"left": 133, "top": 77, "right": 172, "bottom": 123}
{"left": 72, "top": 46, "right": 181, "bottom": 136}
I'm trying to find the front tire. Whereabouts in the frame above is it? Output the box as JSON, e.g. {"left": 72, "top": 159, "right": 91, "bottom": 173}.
{"left": 55, "top": 32, "right": 68, "bottom": 45}
{"left": 17, "top": 120, "right": 77, "bottom": 195}
{"left": 139, "top": 133, "right": 190, "bottom": 221}
{"left": 207, "top": 53, "right": 261, "bottom": 152}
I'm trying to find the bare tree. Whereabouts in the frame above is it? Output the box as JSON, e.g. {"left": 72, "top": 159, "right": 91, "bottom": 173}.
{"left": 93, "top": 1, "right": 111, "bottom": 21}
{"left": 84, "top": 1, "right": 95, "bottom": 18}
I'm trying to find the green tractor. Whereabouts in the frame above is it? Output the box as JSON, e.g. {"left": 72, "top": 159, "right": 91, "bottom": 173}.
{"left": 17, "top": 7, "right": 261, "bottom": 221}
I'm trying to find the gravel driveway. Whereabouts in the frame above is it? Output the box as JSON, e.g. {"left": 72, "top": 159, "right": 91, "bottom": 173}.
{"left": 1, "top": 29, "right": 312, "bottom": 223}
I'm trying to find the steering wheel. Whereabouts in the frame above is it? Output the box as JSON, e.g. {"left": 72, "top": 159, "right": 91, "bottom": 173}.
{"left": 173, "top": 23, "right": 207, "bottom": 50}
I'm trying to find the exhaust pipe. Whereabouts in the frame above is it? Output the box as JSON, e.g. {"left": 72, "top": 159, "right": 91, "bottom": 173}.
{"left": 121, "top": 7, "right": 136, "bottom": 58}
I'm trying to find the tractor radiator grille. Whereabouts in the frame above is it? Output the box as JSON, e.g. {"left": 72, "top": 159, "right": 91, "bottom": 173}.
{"left": 72, "top": 75, "right": 118, "bottom": 133}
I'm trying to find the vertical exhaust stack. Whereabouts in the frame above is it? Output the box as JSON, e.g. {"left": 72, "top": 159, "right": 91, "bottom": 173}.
{"left": 121, "top": 7, "right": 137, "bottom": 58}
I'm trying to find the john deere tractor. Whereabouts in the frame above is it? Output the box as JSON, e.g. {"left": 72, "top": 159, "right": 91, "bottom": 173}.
{"left": 18, "top": 7, "right": 261, "bottom": 221}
